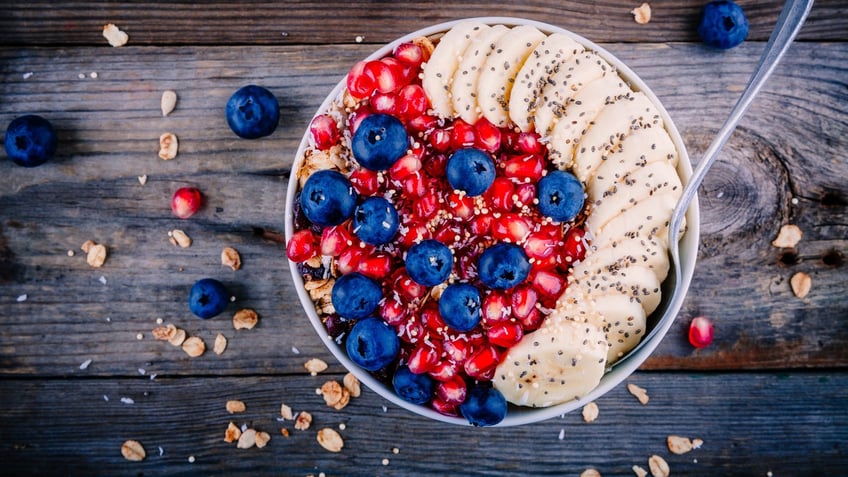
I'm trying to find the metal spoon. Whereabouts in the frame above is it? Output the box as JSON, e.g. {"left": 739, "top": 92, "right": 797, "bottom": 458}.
{"left": 643, "top": 0, "right": 814, "bottom": 349}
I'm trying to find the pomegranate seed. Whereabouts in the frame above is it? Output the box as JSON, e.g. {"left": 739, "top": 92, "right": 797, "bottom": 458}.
{"left": 349, "top": 168, "right": 380, "bottom": 196}
{"left": 389, "top": 153, "right": 422, "bottom": 181}
{"left": 531, "top": 254, "right": 560, "bottom": 272}
{"left": 516, "top": 132, "right": 544, "bottom": 154}
{"left": 689, "top": 316, "right": 714, "bottom": 348}
{"left": 394, "top": 42, "right": 424, "bottom": 68}
{"left": 398, "top": 318, "right": 426, "bottom": 344}
{"left": 430, "top": 397, "right": 458, "bottom": 416}
{"left": 487, "top": 322, "right": 524, "bottom": 348}
{"left": 428, "top": 129, "right": 452, "bottom": 153}
{"left": 450, "top": 119, "right": 477, "bottom": 149}
{"left": 286, "top": 229, "right": 319, "bottom": 262}
{"left": 455, "top": 243, "right": 481, "bottom": 280}
{"left": 380, "top": 296, "right": 408, "bottom": 326}
{"left": 434, "top": 223, "right": 462, "bottom": 245}
{"left": 474, "top": 118, "right": 502, "bottom": 153}
{"left": 561, "top": 227, "right": 588, "bottom": 266}
{"left": 428, "top": 360, "right": 459, "bottom": 382}
{"left": 481, "top": 291, "right": 511, "bottom": 327}
{"left": 171, "top": 187, "right": 203, "bottom": 219}
{"left": 402, "top": 173, "right": 428, "bottom": 197}
{"left": 536, "top": 221, "right": 562, "bottom": 237}
{"left": 447, "top": 191, "right": 475, "bottom": 220}
{"left": 518, "top": 308, "right": 543, "bottom": 331}
{"left": 346, "top": 60, "right": 376, "bottom": 99}
{"left": 492, "top": 213, "right": 532, "bottom": 243}
{"left": 309, "top": 114, "right": 339, "bottom": 150}
{"left": 524, "top": 231, "right": 559, "bottom": 261}
{"left": 381, "top": 57, "right": 416, "bottom": 85}
{"left": 443, "top": 337, "right": 471, "bottom": 364}
{"left": 398, "top": 220, "right": 431, "bottom": 248}
{"left": 407, "top": 114, "right": 439, "bottom": 133}
{"left": 468, "top": 214, "right": 493, "bottom": 236}
{"left": 500, "top": 130, "right": 519, "bottom": 151}
{"left": 337, "top": 245, "right": 370, "bottom": 275}
{"left": 420, "top": 302, "right": 447, "bottom": 334}
{"left": 412, "top": 191, "right": 440, "bottom": 220}
{"left": 365, "top": 60, "right": 400, "bottom": 94}
{"left": 503, "top": 153, "right": 545, "bottom": 182}
{"left": 348, "top": 107, "right": 371, "bottom": 134}
{"left": 423, "top": 152, "right": 448, "bottom": 177}
{"left": 464, "top": 345, "right": 501, "bottom": 380}
{"left": 358, "top": 252, "right": 393, "bottom": 279}
{"left": 370, "top": 92, "right": 398, "bottom": 115}
{"left": 511, "top": 284, "right": 538, "bottom": 319}
{"left": 394, "top": 268, "right": 427, "bottom": 301}
{"left": 515, "top": 183, "right": 536, "bottom": 205}
{"left": 486, "top": 177, "right": 515, "bottom": 211}
{"left": 408, "top": 341, "right": 441, "bottom": 374}
{"left": 435, "top": 376, "right": 467, "bottom": 405}
{"left": 531, "top": 269, "right": 565, "bottom": 299}
{"left": 397, "top": 84, "right": 428, "bottom": 119}
{"left": 320, "top": 223, "right": 354, "bottom": 257}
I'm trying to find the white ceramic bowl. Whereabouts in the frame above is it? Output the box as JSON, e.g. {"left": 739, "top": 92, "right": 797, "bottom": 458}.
{"left": 285, "top": 17, "right": 699, "bottom": 426}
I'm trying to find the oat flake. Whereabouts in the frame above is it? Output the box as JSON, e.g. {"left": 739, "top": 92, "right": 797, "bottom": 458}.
{"left": 316, "top": 428, "right": 344, "bottom": 452}
{"left": 102, "top": 23, "right": 129, "bottom": 47}
{"left": 213, "top": 333, "right": 227, "bottom": 355}
{"left": 121, "top": 440, "right": 146, "bottom": 461}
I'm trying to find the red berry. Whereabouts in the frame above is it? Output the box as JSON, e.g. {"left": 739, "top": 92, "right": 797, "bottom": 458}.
{"left": 689, "top": 316, "right": 714, "bottom": 348}
{"left": 349, "top": 168, "right": 380, "bottom": 196}
{"left": 420, "top": 302, "right": 447, "bottom": 334}
{"left": 428, "top": 360, "right": 459, "bottom": 382}
{"left": 394, "top": 268, "right": 427, "bottom": 302}
{"left": 394, "top": 42, "right": 425, "bottom": 68}
{"left": 492, "top": 213, "right": 532, "bottom": 243}
{"left": 286, "top": 229, "right": 319, "bottom": 262}
{"left": 430, "top": 397, "right": 458, "bottom": 416}
{"left": 468, "top": 214, "right": 493, "bottom": 236}
{"left": 381, "top": 57, "right": 416, "bottom": 85}
{"left": 515, "top": 183, "right": 536, "bottom": 205}
{"left": 398, "top": 220, "right": 431, "bottom": 248}
{"left": 380, "top": 296, "right": 408, "bottom": 326}
{"left": 481, "top": 291, "right": 511, "bottom": 327}
{"left": 447, "top": 191, "right": 474, "bottom": 220}
{"left": 503, "top": 153, "right": 545, "bottom": 182}
{"left": 435, "top": 376, "right": 467, "bottom": 405}
{"left": 450, "top": 119, "right": 477, "bottom": 149}
{"left": 464, "top": 345, "right": 501, "bottom": 380}
{"left": 487, "top": 322, "right": 524, "bottom": 348}
{"left": 365, "top": 60, "right": 401, "bottom": 94}
{"left": 412, "top": 190, "right": 440, "bottom": 220}
{"left": 443, "top": 337, "right": 471, "bottom": 364}
{"left": 346, "top": 60, "right": 376, "bottom": 99}
{"left": 515, "top": 132, "right": 544, "bottom": 154}
{"left": 309, "top": 114, "right": 340, "bottom": 150}
{"left": 486, "top": 177, "right": 515, "bottom": 211}
{"left": 370, "top": 92, "right": 397, "bottom": 115}
{"left": 429, "top": 129, "right": 452, "bottom": 153}
{"left": 474, "top": 118, "right": 502, "bottom": 153}
{"left": 423, "top": 152, "right": 448, "bottom": 178}
{"left": 337, "top": 245, "right": 369, "bottom": 275}
{"left": 560, "top": 227, "right": 588, "bottom": 266}
{"left": 511, "top": 284, "right": 538, "bottom": 319}
{"left": 408, "top": 341, "right": 441, "bottom": 374}
{"left": 358, "top": 252, "right": 393, "bottom": 279}
{"left": 407, "top": 114, "right": 439, "bottom": 134}
{"left": 518, "top": 308, "right": 543, "bottom": 331}
{"left": 389, "top": 153, "right": 422, "bottom": 181}
{"left": 171, "top": 187, "right": 203, "bottom": 219}
{"left": 397, "top": 84, "right": 428, "bottom": 119}
{"left": 402, "top": 173, "right": 428, "bottom": 197}
{"left": 434, "top": 223, "right": 462, "bottom": 245}
{"left": 320, "top": 223, "right": 354, "bottom": 257}
{"left": 531, "top": 269, "right": 565, "bottom": 299}
{"left": 398, "top": 318, "right": 426, "bottom": 344}
{"left": 524, "top": 231, "right": 559, "bottom": 261}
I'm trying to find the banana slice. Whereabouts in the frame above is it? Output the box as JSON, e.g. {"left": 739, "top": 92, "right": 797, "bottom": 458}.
{"left": 508, "top": 33, "right": 584, "bottom": 132}
{"left": 589, "top": 125, "right": 679, "bottom": 200}
{"left": 584, "top": 160, "right": 683, "bottom": 235}
{"left": 477, "top": 25, "right": 546, "bottom": 127}
{"left": 451, "top": 24, "right": 509, "bottom": 124}
{"left": 546, "top": 76, "right": 631, "bottom": 170}
{"left": 591, "top": 190, "right": 680, "bottom": 250}
{"left": 571, "top": 264, "right": 662, "bottom": 316}
{"left": 578, "top": 235, "right": 671, "bottom": 283}
{"left": 533, "top": 51, "right": 615, "bottom": 137}
{"left": 493, "top": 315, "right": 607, "bottom": 407}
{"left": 591, "top": 294, "right": 648, "bottom": 364}
{"left": 422, "top": 22, "right": 487, "bottom": 119}
{"left": 572, "top": 92, "right": 662, "bottom": 185}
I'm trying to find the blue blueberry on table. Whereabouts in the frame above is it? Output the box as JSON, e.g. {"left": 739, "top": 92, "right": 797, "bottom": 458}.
{"left": 331, "top": 272, "right": 383, "bottom": 320}
{"left": 537, "top": 170, "right": 584, "bottom": 223}
{"left": 446, "top": 148, "right": 496, "bottom": 196}
{"left": 698, "top": 0, "right": 749, "bottom": 49}
{"left": 352, "top": 196, "right": 399, "bottom": 245}
{"left": 4, "top": 115, "right": 57, "bottom": 167}
{"left": 345, "top": 316, "right": 400, "bottom": 371}
{"left": 225, "top": 85, "right": 280, "bottom": 139}
{"left": 189, "top": 278, "right": 229, "bottom": 319}
{"left": 351, "top": 113, "right": 408, "bottom": 170}
{"left": 405, "top": 239, "right": 453, "bottom": 287}
{"left": 392, "top": 365, "right": 435, "bottom": 404}
{"left": 300, "top": 169, "right": 358, "bottom": 227}
{"left": 438, "top": 283, "right": 481, "bottom": 332}
{"left": 459, "top": 383, "right": 507, "bottom": 427}
{"left": 478, "top": 243, "right": 530, "bottom": 290}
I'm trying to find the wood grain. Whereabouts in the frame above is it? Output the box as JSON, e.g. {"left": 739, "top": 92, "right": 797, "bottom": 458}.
{"left": 1, "top": 43, "right": 846, "bottom": 378}
{"left": 0, "top": 0, "right": 846, "bottom": 46}
{"left": 0, "top": 372, "right": 845, "bottom": 475}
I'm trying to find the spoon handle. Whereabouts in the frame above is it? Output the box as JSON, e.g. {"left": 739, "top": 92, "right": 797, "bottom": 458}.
{"left": 671, "top": 0, "right": 814, "bottom": 232}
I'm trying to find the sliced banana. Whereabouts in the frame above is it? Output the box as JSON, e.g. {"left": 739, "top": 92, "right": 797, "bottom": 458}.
{"left": 577, "top": 235, "right": 671, "bottom": 283}
{"left": 508, "top": 33, "right": 584, "bottom": 132}
{"left": 572, "top": 92, "right": 662, "bottom": 185}
{"left": 546, "top": 75, "right": 631, "bottom": 170}
{"left": 477, "top": 25, "right": 546, "bottom": 127}
{"left": 571, "top": 264, "right": 662, "bottom": 316}
{"left": 451, "top": 24, "right": 509, "bottom": 124}
{"left": 591, "top": 294, "right": 648, "bottom": 364}
{"left": 533, "top": 51, "right": 615, "bottom": 137}
{"left": 422, "top": 22, "right": 487, "bottom": 119}
{"left": 591, "top": 190, "right": 680, "bottom": 250}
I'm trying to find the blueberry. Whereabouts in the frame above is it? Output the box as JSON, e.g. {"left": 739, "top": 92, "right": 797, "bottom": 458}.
{"left": 189, "top": 278, "right": 229, "bottom": 319}
{"left": 351, "top": 114, "right": 408, "bottom": 171}
{"left": 459, "top": 383, "right": 507, "bottom": 426}
{"left": 225, "top": 85, "right": 280, "bottom": 139}
{"left": 438, "top": 283, "right": 481, "bottom": 332}
{"left": 331, "top": 272, "right": 383, "bottom": 320}
{"left": 405, "top": 239, "right": 453, "bottom": 287}
{"left": 392, "top": 365, "right": 435, "bottom": 404}
{"left": 345, "top": 316, "right": 400, "bottom": 371}
{"left": 537, "top": 170, "right": 584, "bottom": 222}
{"left": 300, "top": 170, "right": 358, "bottom": 227}
{"left": 4, "top": 115, "right": 57, "bottom": 167}
{"left": 352, "top": 196, "right": 399, "bottom": 245}
{"left": 698, "top": 0, "right": 749, "bottom": 49}
{"left": 446, "top": 148, "right": 496, "bottom": 196}
{"left": 478, "top": 243, "right": 530, "bottom": 290}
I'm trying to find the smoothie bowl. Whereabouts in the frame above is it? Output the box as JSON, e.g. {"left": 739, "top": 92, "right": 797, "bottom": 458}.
{"left": 284, "top": 18, "right": 699, "bottom": 426}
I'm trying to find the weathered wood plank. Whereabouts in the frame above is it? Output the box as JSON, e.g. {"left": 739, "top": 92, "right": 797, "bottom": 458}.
{"left": 0, "top": 0, "right": 845, "bottom": 46}
{"left": 0, "top": 372, "right": 845, "bottom": 475}
{"left": 0, "top": 43, "right": 846, "bottom": 377}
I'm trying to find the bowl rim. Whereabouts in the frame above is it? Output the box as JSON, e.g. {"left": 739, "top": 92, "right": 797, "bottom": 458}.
{"left": 284, "top": 16, "right": 700, "bottom": 427}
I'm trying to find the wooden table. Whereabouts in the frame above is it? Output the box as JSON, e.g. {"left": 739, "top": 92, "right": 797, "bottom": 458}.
{"left": 1, "top": 1, "right": 846, "bottom": 475}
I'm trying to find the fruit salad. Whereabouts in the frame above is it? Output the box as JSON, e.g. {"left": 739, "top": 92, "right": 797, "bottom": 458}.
{"left": 286, "top": 20, "right": 685, "bottom": 425}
